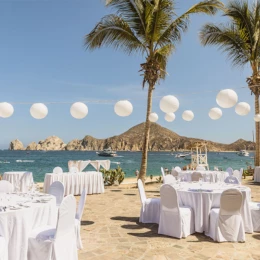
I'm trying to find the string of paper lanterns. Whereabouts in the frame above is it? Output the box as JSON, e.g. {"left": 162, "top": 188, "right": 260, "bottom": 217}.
{"left": 0, "top": 89, "right": 257, "bottom": 122}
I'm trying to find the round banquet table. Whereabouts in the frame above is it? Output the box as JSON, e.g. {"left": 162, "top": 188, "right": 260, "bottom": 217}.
{"left": 44, "top": 171, "right": 105, "bottom": 195}
{"left": 0, "top": 192, "right": 56, "bottom": 260}
{"left": 178, "top": 170, "right": 229, "bottom": 183}
{"left": 174, "top": 182, "right": 253, "bottom": 233}
{"left": 254, "top": 166, "right": 260, "bottom": 182}
{"left": 3, "top": 171, "right": 34, "bottom": 192}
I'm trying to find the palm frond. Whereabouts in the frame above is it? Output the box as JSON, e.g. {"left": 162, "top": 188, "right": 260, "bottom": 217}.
{"left": 106, "top": 0, "right": 146, "bottom": 39}
{"left": 156, "top": 0, "right": 224, "bottom": 47}
{"left": 85, "top": 14, "right": 146, "bottom": 55}
{"left": 200, "top": 23, "right": 250, "bottom": 67}
{"left": 224, "top": 0, "right": 254, "bottom": 45}
{"left": 144, "top": 0, "right": 174, "bottom": 43}
{"left": 154, "top": 44, "right": 175, "bottom": 79}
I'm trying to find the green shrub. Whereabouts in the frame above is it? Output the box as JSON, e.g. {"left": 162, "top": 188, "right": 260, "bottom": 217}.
{"left": 100, "top": 166, "right": 125, "bottom": 186}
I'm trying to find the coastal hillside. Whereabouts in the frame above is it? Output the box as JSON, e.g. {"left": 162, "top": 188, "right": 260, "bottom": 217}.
{"left": 9, "top": 122, "right": 255, "bottom": 151}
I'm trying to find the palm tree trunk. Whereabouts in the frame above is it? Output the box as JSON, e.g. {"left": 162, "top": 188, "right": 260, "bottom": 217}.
{"left": 139, "top": 84, "right": 154, "bottom": 184}
{"left": 255, "top": 93, "right": 260, "bottom": 166}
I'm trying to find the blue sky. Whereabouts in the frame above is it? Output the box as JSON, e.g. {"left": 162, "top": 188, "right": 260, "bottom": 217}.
{"left": 0, "top": 0, "right": 254, "bottom": 149}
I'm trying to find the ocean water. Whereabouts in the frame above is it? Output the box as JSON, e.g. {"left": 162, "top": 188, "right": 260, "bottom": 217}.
{"left": 0, "top": 150, "right": 254, "bottom": 182}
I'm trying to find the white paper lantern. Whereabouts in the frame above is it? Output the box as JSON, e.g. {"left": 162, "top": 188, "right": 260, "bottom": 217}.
{"left": 0, "top": 102, "right": 14, "bottom": 118}
{"left": 149, "top": 113, "right": 158, "bottom": 122}
{"left": 30, "top": 103, "right": 48, "bottom": 119}
{"left": 235, "top": 102, "right": 250, "bottom": 116}
{"left": 216, "top": 89, "right": 238, "bottom": 108}
{"left": 209, "top": 107, "right": 222, "bottom": 120}
{"left": 160, "top": 95, "right": 179, "bottom": 113}
{"left": 165, "top": 112, "right": 175, "bottom": 122}
{"left": 114, "top": 100, "right": 133, "bottom": 117}
{"left": 70, "top": 102, "right": 88, "bottom": 119}
{"left": 254, "top": 114, "right": 260, "bottom": 122}
{"left": 182, "top": 110, "right": 194, "bottom": 121}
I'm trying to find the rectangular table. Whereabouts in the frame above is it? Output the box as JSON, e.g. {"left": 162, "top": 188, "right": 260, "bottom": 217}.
{"left": 44, "top": 171, "right": 104, "bottom": 195}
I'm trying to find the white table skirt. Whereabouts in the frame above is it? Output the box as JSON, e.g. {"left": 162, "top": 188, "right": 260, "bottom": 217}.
{"left": 178, "top": 170, "right": 229, "bottom": 183}
{"left": 0, "top": 193, "right": 56, "bottom": 260}
{"left": 175, "top": 183, "right": 253, "bottom": 233}
{"left": 44, "top": 171, "right": 105, "bottom": 195}
{"left": 3, "top": 172, "right": 34, "bottom": 192}
{"left": 254, "top": 166, "right": 260, "bottom": 182}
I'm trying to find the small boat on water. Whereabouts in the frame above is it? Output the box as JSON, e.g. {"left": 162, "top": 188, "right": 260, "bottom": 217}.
{"left": 175, "top": 153, "right": 191, "bottom": 158}
{"left": 237, "top": 150, "right": 250, "bottom": 157}
{"left": 96, "top": 147, "right": 117, "bottom": 157}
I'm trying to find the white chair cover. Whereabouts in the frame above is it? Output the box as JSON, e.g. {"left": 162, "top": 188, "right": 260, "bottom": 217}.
{"left": 233, "top": 170, "right": 242, "bottom": 182}
{"left": 48, "top": 181, "right": 65, "bottom": 206}
{"left": 206, "top": 189, "right": 245, "bottom": 242}
{"left": 174, "top": 166, "right": 182, "bottom": 173}
{"left": 28, "top": 195, "right": 78, "bottom": 260}
{"left": 53, "top": 167, "right": 63, "bottom": 174}
{"left": 137, "top": 179, "right": 160, "bottom": 224}
{"left": 191, "top": 172, "right": 203, "bottom": 182}
{"left": 75, "top": 189, "right": 87, "bottom": 249}
{"left": 68, "top": 161, "right": 81, "bottom": 171}
{"left": 163, "top": 175, "right": 176, "bottom": 184}
{"left": 160, "top": 167, "right": 165, "bottom": 178}
{"left": 196, "top": 166, "right": 205, "bottom": 171}
{"left": 0, "top": 236, "right": 7, "bottom": 260}
{"left": 78, "top": 160, "right": 90, "bottom": 172}
{"left": 158, "top": 184, "right": 195, "bottom": 238}
{"left": 171, "top": 169, "right": 179, "bottom": 178}
{"left": 226, "top": 167, "right": 233, "bottom": 176}
{"left": 240, "top": 168, "right": 244, "bottom": 178}
{"left": 224, "top": 176, "right": 240, "bottom": 184}
{"left": 0, "top": 180, "right": 13, "bottom": 193}
{"left": 249, "top": 202, "right": 260, "bottom": 232}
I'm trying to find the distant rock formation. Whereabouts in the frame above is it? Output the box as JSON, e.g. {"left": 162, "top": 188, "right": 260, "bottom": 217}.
{"left": 9, "top": 123, "right": 255, "bottom": 151}
{"left": 9, "top": 139, "right": 24, "bottom": 150}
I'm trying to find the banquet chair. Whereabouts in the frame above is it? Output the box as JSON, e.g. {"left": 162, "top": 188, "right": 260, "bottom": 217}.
{"left": 196, "top": 166, "right": 205, "bottom": 171}
{"left": 174, "top": 166, "right": 182, "bottom": 173}
{"left": 224, "top": 176, "right": 240, "bottom": 184}
{"left": 163, "top": 175, "right": 176, "bottom": 184}
{"left": 233, "top": 170, "right": 242, "bottom": 182}
{"left": 69, "top": 166, "right": 79, "bottom": 174}
{"left": 53, "top": 167, "right": 63, "bottom": 174}
{"left": 206, "top": 189, "right": 245, "bottom": 242}
{"left": 0, "top": 236, "right": 7, "bottom": 260}
{"left": 0, "top": 180, "right": 13, "bottom": 193}
{"left": 161, "top": 167, "right": 165, "bottom": 178}
{"left": 158, "top": 184, "right": 195, "bottom": 238}
{"left": 137, "top": 179, "right": 160, "bottom": 224}
{"left": 171, "top": 169, "right": 179, "bottom": 178}
{"left": 75, "top": 189, "right": 87, "bottom": 249}
{"left": 28, "top": 195, "right": 78, "bottom": 260}
{"left": 226, "top": 167, "right": 233, "bottom": 176}
{"left": 191, "top": 172, "right": 203, "bottom": 182}
{"left": 48, "top": 181, "right": 65, "bottom": 207}
{"left": 249, "top": 202, "right": 260, "bottom": 232}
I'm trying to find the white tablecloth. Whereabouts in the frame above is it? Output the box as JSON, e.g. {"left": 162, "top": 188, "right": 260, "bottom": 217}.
{"left": 178, "top": 170, "right": 229, "bottom": 183}
{"left": 3, "top": 172, "right": 34, "bottom": 192}
{"left": 254, "top": 166, "right": 260, "bottom": 182}
{"left": 44, "top": 171, "right": 105, "bottom": 195}
{"left": 0, "top": 193, "right": 56, "bottom": 260}
{"left": 174, "top": 182, "right": 253, "bottom": 233}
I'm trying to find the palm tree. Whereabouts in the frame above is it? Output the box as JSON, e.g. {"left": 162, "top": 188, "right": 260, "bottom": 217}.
{"left": 200, "top": 0, "right": 260, "bottom": 166}
{"left": 85, "top": 0, "right": 223, "bottom": 183}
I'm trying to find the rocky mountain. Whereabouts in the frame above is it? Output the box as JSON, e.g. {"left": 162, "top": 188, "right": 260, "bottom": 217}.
{"left": 9, "top": 122, "right": 255, "bottom": 151}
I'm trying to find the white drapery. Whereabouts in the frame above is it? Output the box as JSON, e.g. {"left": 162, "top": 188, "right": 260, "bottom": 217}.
{"left": 68, "top": 160, "right": 110, "bottom": 172}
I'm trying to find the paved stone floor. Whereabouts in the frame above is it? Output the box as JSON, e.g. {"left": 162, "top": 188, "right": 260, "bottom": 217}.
{"left": 78, "top": 178, "right": 260, "bottom": 260}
